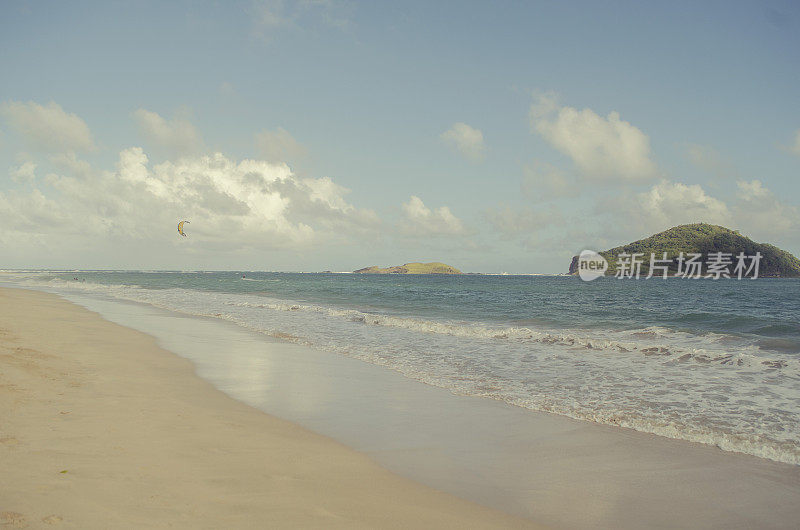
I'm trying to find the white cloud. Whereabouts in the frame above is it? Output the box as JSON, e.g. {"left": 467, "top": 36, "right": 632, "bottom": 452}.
{"left": 0, "top": 188, "right": 70, "bottom": 236}
{"left": 0, "top": 148, "right": 378, "bottom": 253}
{"left": 597, "top": 179, "right": 799, "bottom": 250}
{"left": 252, "top": 0, "right": 352, "bottom": 38}
{"left": 440, "top": 122, "right": 485, "bottom": 161}
{"left": 733, "top": 179, "right": 799, "bottom": 239}
{"left": 254, "top": 127, "right": 307, "bottom": 164}
{"left": 133, "top": 109, "right": 203, "bottom": 156}
{"left": 790, "top": 129, "right": 800, "bottom": 156}
{"left": 10, "top": 161, "right": 36, "bottom": 183}
{"left": 530, "top": 94, "right": 657, "bottom": 181}
{"left": 48, "top": 151, "right": 93, "bottom": 180}
{"left": 400, "top": 196, "right": 465, "bottom": 236}
{"left": 253, "top": 0, "right": 296, "bottom": 29}
{"left": 302, "top": 176, "right": 349, "bottom": 210}
{"left": 736, "top": 179, "right": 770, "bottom": 200}
{"left": 522, "top": 161, "right": 577, "bottom": 200}
{"left": 0, "top": 100, "right": 95, "bottom": 152}
{"left": 268, "top": 175, "right": 381, "bottom": 233}
{"left": 622, "top": 180, "right": 730, "bottom": 231}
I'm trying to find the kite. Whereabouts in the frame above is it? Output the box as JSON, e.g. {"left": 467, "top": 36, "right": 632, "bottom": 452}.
{"left": 178, "top": 220, "right": 190, "bottom": 237}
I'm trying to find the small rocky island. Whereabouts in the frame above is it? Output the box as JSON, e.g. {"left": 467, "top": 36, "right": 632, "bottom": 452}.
{"left": 353, "top": 262, "right": 462, "bottom": 275}
{"left": 569, "top": 223, "right": 800, "bottom": 277}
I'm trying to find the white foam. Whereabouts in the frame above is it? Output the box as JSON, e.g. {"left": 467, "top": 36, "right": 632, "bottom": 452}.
{"left": 9, "top": 274, "right": 800, "bottom": 466}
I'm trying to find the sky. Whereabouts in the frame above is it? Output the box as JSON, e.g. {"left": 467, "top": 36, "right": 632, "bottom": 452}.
{"left": 1, "top": 0, "right": 799, "bottom": 273}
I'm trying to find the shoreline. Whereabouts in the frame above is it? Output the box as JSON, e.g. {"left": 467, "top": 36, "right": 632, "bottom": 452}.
{"left": 10, "top": 271, "right": 798, "bottom": 467}
{"left": 4, "top": 285, "right": 800, "bottom": 528}
{"left": 0, "top": 287, "right": 534, "bottom": 528}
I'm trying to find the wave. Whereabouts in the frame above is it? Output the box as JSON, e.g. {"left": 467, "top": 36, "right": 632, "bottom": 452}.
{"left": 13, "top": 276, "right": 799, "bottom": 375}
{"left": 220, "top": 299, "right": 798, "bottom": 374}
{"left": 9, "top": 274, "right": 800, "bottom": 466}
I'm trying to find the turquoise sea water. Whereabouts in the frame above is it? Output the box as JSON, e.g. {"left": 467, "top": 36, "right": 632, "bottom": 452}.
{"left": 6, "top": 271, "right": 800, "bottom": 464}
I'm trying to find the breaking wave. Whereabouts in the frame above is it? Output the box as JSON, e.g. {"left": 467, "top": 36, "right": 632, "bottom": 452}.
{"left": 7, "top": 273, "right": 800, "bottom": 466}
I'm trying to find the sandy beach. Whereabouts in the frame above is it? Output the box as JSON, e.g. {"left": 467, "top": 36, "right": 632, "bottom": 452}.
{"left": 47, "top": 284, "right": 800, "bottom": 529}
{"left": 4, "top": 284, "right": 800, "bottom": 529}
{"left": 0, "top": 287, "right": 535, "bottom": 529}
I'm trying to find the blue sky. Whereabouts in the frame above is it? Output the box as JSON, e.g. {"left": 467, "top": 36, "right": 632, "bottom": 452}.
{"left": 1, "top": 0, "right": 799, "bottom": 272}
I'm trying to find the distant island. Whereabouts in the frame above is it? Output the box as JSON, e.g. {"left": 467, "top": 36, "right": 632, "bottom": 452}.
{"left": 353, "top": 262, "right": 463, "bottom": 275}
{"left": 569, "top": 223, "right": 800, "bottom": 277}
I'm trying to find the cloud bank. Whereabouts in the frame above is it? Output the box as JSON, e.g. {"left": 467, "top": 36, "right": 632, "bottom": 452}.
{"left": 441, "top": 122, "right": 485, "bottom": 162}
{"left": 791, "top": 129, "right": 800, "bottom": 156}
{"left": 530, "top": 94, "right": 657, "bottom": 182}
{"left": 400, "top": 196, "right": 465, "bottom": 236}
{"left": 0, "top": 146, "right": 381, "bottom": 257}
{"left": 133, "top": 109, "right": 203, "bottom": 156}
{"left": 1, "top": 101, "right": 95, "bottom": 152}
{"left": 255, "top": 127, "right": 307, "bottom": 164}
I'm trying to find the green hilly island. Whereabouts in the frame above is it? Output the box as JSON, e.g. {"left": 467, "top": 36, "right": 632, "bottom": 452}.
{"left": 569, "top": 224, "right": 800, "bottom": 277}
{"left": 354, "top": 262, "right": 462, "bottom": 275}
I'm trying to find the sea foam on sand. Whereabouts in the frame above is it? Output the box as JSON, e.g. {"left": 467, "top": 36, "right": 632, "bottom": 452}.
{"left": 0, "top": 287, "right": 531, "bottom": 529}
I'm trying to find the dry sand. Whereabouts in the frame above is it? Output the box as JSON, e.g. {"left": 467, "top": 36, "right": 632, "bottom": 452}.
{"left": 0, "top": 287, "right": 538, "bottom": 529}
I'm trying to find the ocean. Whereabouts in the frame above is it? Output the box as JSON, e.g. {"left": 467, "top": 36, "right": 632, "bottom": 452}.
{"left": 5, "top": 271, "right": 800, "bottom": 465}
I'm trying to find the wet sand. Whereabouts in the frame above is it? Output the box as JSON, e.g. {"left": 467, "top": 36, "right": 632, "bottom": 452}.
{"left": 0, "top": 287, "right": 535, "bottom": 529}
{"left": 4, "top": 285, "right": 800, "bottom": 529}
{"left": 58, "top": 289, "right": 800, "bottom": 530}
